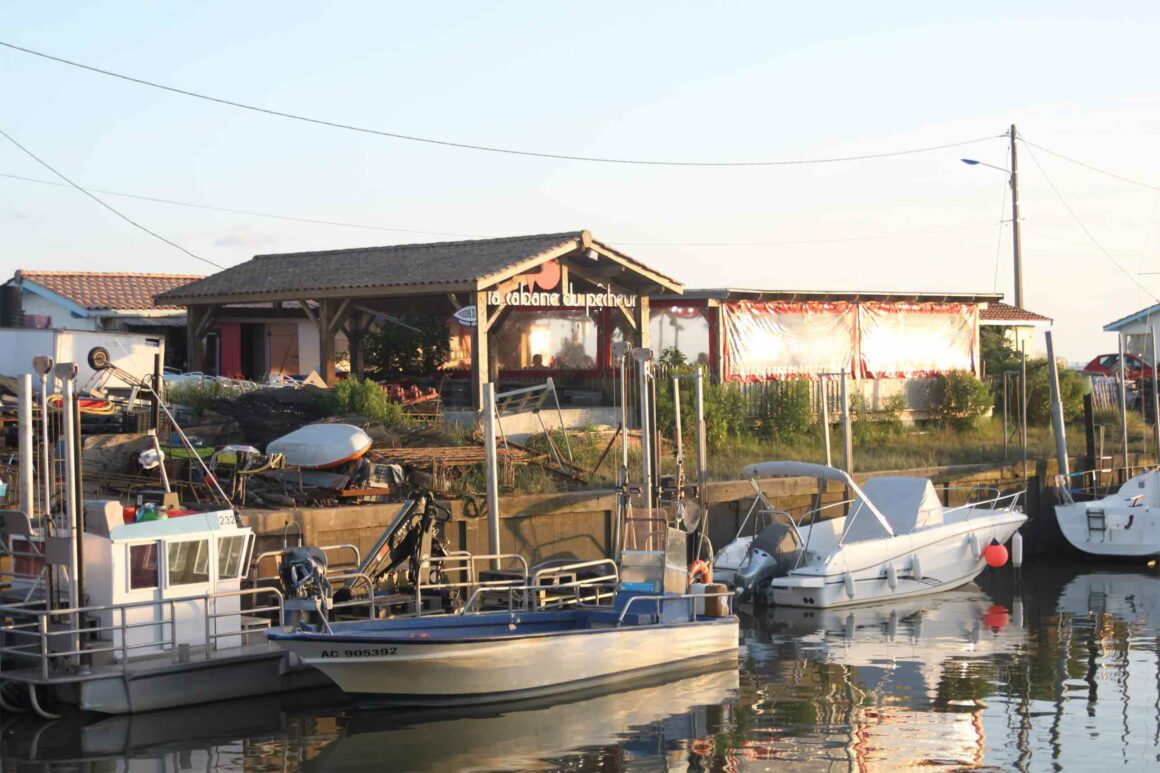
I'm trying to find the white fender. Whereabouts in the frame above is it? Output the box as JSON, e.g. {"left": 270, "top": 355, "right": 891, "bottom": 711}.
{"left": 911, "top": 554, "right": 923, "bottom": 581}
{"left": 968, "top": 532, "right": 981, "bottom": 559}
{"left": 1013, "top": 596, "right": 1025, "bottom": 629}
{"left": 843, "top": 572, "right": 855, "bottom": 599}
{"left": 887, "top": 610, "right": 899, "bottom": 640}
{"left": 886, "top": 562, "right": 898, "bottom": 591}
{"left": 1011, "top": 531, "right": 1024, "bottom": 568}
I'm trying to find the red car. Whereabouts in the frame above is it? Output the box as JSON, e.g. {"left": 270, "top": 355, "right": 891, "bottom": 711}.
{"left": 1082, "top": 353, "right": 1154, "bottom": 380}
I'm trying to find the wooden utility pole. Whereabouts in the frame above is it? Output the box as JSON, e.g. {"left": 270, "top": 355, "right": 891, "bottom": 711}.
{"left": 1010, "top": 123, "right": 1024, "bottom": 309}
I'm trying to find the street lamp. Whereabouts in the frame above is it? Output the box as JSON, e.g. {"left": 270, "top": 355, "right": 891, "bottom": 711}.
{"left": 962, "top": 124, "right": 1023, "bottom": 309}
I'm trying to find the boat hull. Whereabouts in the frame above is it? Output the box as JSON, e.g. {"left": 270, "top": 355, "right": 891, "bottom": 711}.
{"left": 1055, "top": 502, "right": 1160, "bottom": 558}
{"left": 270, "top": 616, "right": 739, "bottom": 705}
{"left": 770, "top": 512, "right": 1026, "bottom": 609}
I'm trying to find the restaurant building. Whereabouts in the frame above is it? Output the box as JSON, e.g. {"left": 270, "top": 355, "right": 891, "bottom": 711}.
{"left": 157, "top": 230, "right": 1004, "bottom": 416}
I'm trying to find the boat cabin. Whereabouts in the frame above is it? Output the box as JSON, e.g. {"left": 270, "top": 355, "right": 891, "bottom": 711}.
{"left": 82, "top": 502, "right": 254, "bottom": 658}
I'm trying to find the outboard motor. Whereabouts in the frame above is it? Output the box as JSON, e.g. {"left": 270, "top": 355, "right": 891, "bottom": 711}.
{"left": 278, "top": 546, "right": 332, "bottom": 602}
{"left": 734, "top": 521, "right": 802, "bottom": 603}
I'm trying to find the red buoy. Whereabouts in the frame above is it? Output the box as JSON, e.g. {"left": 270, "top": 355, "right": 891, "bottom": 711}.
{"left": 983, "top": 541, "right": 1009, "bottom": 568}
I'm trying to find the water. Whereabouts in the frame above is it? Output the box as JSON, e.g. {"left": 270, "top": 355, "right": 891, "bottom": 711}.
{"left": 3, "top": 562, "right": 1159, "bottom": 771}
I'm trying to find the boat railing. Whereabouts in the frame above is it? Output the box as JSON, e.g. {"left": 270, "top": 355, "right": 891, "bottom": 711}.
{"left": 414, "top": 553, "right": 529, "bottom": 614}
{"left": 614, "top": 590, "right": 736, "bottom": 626}
{"left": 1057, "top": 465, "right": 1154, "bottom": 501}
{"left": 318, "top": 571, "right": 378, "bottom": 619}
{"left": 942, "top": 489, "right": 1023, "bottom": 519}
{"left": 460, "top": 572, "right": 622, "bottom": 614}
{"left": 247, "top": 543, "right": 362, "bottom": 585}
{"left": 0, "top": 587, "right": 284, "bottom": 683}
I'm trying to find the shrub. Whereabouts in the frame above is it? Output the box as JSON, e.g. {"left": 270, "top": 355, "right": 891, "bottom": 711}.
{"left": 757, "top": 380, "right": 813, "bottom": 441}
{"left": 1023, "top": 359, "right": 1086, "bottom": 425}
{"left": 165, "top": 379, "right": 255, "bottom": 415}
{"left": 932, "top": 371, "right": 993, "bottom": 430}
{"left": 322, "top": 378, "right": 407, "bottom": 427}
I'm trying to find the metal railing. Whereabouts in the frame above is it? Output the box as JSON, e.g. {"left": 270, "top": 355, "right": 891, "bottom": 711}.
{"left": 456, "top": 559, "right": 621, "bottom": 613}
{"left": 614, "top": 590, "right": 735, "bottom": 626}
{"left": 0, "top": 587, "right": 284, "bottom": 683}
{"left": 248, "top": 543, "right": 362, "bottom": 585}
{"left": 414, "top": 553, "right": 529, "bottom": 614}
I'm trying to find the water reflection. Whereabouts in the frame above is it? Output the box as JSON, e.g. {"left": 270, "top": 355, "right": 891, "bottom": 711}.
{"left": 2, "top": 563, "right": 1159, "bottom": 771}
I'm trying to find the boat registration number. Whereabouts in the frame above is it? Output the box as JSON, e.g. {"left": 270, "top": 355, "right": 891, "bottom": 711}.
{"left": 320, "top": 647, "right": 398, "bottom": 658}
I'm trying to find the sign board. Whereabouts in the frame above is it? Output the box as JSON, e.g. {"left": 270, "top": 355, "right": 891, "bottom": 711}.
{"left": 452, "top": 306, "right": 478, "bottom": 327}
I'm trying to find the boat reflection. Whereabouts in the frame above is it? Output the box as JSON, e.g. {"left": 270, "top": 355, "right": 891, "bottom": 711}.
{"left": 303, "top": 660, "right": 739, "bottom": 772}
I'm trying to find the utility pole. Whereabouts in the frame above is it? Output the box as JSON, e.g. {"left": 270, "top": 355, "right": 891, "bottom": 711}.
{"left": 1010, "top": 123, "right": 1024, "bottom": 309}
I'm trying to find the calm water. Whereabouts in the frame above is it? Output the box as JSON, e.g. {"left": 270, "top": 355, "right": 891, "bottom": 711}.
{"left": 3, "top": 562, "right": 1159, "bottom": 771}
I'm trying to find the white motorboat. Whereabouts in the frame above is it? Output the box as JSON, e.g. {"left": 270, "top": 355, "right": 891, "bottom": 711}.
{"left": 1054, "top": 469, "right": 1160, "bottom": 558}
{"left": 720, "top": 461, "right": 1026, "bottom": 608}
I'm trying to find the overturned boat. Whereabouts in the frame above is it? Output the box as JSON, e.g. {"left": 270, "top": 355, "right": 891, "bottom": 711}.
{"left": 717, "top": 461, "right": 1026, "bottom": 608}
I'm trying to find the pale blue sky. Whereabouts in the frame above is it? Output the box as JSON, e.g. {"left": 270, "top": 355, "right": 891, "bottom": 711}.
{"left": 3, "top": 2, "right": 1160, "bottom": 358}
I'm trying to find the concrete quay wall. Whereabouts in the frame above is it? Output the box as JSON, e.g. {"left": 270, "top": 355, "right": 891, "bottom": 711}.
{"left": 239, "top": 452, "right": 1156, "bottom": 568}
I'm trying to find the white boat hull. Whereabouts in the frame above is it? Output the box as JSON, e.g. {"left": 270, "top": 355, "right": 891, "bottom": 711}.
{"left": 1055, "top": 501, "right": 1160, "bottom": 558}
{"left": 770, "top": 512, "right": 1026, "bottom": 609}
{"left": 274, "top": 618, "right": 738, "bottom": 704}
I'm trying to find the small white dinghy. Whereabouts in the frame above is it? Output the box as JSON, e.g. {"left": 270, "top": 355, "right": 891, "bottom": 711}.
{"left": 1054, "top": 469, "right": 1160, "bottom": 558}
{"left": 721, "top": 461, "right": 1026, "bottom": 608}
{"left": 267, "top": 423, "right": 372, "bottom": 469}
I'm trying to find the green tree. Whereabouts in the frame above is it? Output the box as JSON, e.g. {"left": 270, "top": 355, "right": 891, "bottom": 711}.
{"left": 932, "top": 371, "right": 994, "bottom": 430}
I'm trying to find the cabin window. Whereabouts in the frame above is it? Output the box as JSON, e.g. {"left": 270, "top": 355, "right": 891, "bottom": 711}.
{"left": 217, "top": 535, "right": 247, "bottom": 579}
{"left": 167, "top": 540, "right": 210, "bottom": 586}
{"left": 128, "top": 543, "right": 159, "bottom": 590}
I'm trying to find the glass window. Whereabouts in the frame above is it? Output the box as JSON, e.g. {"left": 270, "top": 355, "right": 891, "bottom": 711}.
{"left": 445, "top": 320, "right": 473, "bottom": 369}
{"left": 650, "top": 306, "right": 711, "bottom": 369}
{"left": 167, "top": 540, "right": 210, "bottom": 586}
{"left": 129, "top": 543, "right": 159, "bottom": 590}
{"left": 493, "top": 310, "right": 599, "bottom": 371}
{"left": 217, "top": 535, "right": 247, "bottom": 580}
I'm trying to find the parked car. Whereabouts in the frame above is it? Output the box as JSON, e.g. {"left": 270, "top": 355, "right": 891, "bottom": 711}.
{"left": 1082, "top": 353, "right": 1154, "bottom": 380}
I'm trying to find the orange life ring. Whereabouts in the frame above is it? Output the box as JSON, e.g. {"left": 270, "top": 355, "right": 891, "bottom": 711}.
{"left": 688, "top": 560, "right": 712, "bottom": 586}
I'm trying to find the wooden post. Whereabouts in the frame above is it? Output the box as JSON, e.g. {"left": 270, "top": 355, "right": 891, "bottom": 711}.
{"left": 318, "top": 300, "right": 336, "bottom": 385}
{"left": 633, "top": 296, "right": 650, "bottom": 350}
{"left": 317, "top": 298, "right": 352, "bottom": 386}
{"left": 344, "top": 311, "right": 372, "bottom": 379}
{"left": 186, "top": 304, "right": 216, "bottom": 373}
{"left": 471, "top": 290, "right": 490, "bottom": 410}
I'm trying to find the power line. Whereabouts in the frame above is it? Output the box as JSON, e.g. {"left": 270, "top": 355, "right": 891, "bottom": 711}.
{"left": 0, "top": 129, "right": 223, "bottom": 269}
{"left": 0, "top": 169, "right": 994, "bottom": 247}
{"left": 1022, "top": 141, "right": 1158, "bottom": 302}
{"left": 0, "top": 39, "right": 1002, "bottom": 167}
{"left": 1020, "top": 137, "right": 1160, "bottom": 193}
{"left": 0, "top": 171, "right": 481, "bottom": 239}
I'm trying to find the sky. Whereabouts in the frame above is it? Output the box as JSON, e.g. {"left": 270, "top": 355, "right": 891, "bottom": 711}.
{"left": 3, "top": 2, "right": 1160, "bottom": 360}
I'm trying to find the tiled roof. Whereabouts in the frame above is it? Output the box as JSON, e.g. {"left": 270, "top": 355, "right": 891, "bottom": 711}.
{"left": 979, "top": 302, "right": 1052, "bottom": 324}
{"left": 16, "top": 271, "right": 204, "bottom": 311}
{"left": 156, "top": 231, "right": 682, "bottom": 303}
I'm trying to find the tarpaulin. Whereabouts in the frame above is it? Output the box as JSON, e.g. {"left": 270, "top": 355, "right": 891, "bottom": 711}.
{"left": 722, "top": 301, "right": 856, "bottom": 380}
{"left": 858, "top": 302, "right": 977, "bottom": 378}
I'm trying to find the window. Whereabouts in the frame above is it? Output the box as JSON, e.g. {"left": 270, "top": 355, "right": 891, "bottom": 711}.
{"left": 167, "top": 540, "right": 210, "bottom": 586}
{"left": 129, "top": 543, "right": 159, "bottom": 590}
{"left": 493, "top": 310, "right": 599, "bottom": 371}
{"left": 217, "top": 535, "right": 247, "bottom": 580}
{"left": 650, "top": 306, "right": 711, "bottom": 369}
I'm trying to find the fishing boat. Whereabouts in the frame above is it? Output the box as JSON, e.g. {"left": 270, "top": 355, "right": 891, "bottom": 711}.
{"left": 1054, "top": 469, "right": 1160, "bottom": 558}
{"left": 718, "top": 461, "right": 1026, "bottom": 608}
{"left": 266, "top": 523, "right": 738, "bottom": 706}
{"left": 0, "top": 358, "right": 323, "bottom": 716}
